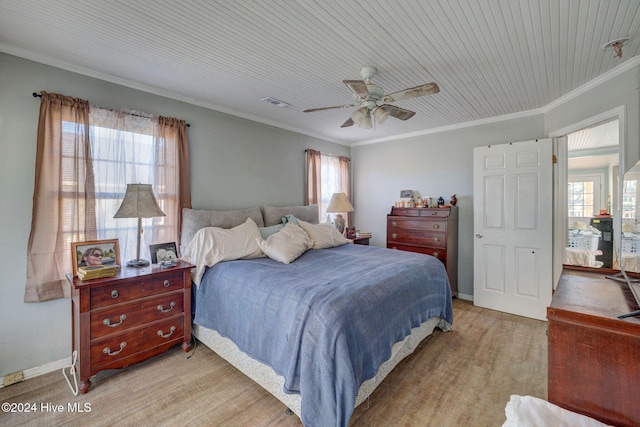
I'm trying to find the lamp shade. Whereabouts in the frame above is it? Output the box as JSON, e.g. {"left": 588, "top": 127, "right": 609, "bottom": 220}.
{"left": 350, "top": 106, "right": 369, "bottom": 125}
{"left": 326, "top": 192, "right": 354, "bottom": 213}
{"left": 373, "top": 106, "right": 390, "bottom": 124}
{"left": 114, "top": 184, "right": 165, "bottom": 219}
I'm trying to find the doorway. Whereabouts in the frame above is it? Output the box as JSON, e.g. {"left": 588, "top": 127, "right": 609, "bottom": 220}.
{"left": 563, "top": 119, "right": 620, "bottom": 272}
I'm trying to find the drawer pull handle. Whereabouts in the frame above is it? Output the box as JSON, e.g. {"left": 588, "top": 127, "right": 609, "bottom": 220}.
{"left": 111, "top": 290, "right": 119, "bottom": 298}
{"left": 103, "top": 342, "right": 126, "bottom": 356}
{"left": 103, "top": 314, "right": 126, "bottom": 327}
{"left": 392, "top": 233, "right": 398, "bottom": 239}
{"left": 157, "top": 326, "right": 176, "bottom": 339}
{"left": 433, "top": 237, "right": 439, "bottom": 243}
{"left": 432, "top": 251, "right": 440, "bottom": 258}
{"left": 432, "top": 224, "right": 440, "bottom": 229}
{"left": 163, "top": 280, "right": 170, "bottom": 287}
{"left": 402, "top": 210, "right": 408, "bottom": 215}
{"left": 432, "top": 212, "right": 438, "bottom": 216}
{"left": 392, "top": 221, "right": 397, "bottom": 227}
{"left": 157, "top": 301, "right": 176, "bottom": 313}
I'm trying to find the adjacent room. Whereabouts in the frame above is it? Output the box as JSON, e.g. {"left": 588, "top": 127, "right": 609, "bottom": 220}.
{"left": 1, "top": 1, "right": 640, "bottom": 426}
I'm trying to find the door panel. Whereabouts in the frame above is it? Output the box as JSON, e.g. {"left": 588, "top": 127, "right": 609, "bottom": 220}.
{"left": 474, "top": 139, "right": 552, "bottom": 320}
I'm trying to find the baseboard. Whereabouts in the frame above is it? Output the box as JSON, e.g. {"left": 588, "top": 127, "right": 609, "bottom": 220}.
{"left": 458, "top": 292, "right": 473, "bottom": 302}
{"left": 0, "top": 356, "right": 71, "bottom": 389}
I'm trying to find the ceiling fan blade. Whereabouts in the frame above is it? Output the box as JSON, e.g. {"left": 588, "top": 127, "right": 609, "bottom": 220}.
{"left": 382, "top": 82, "right": 439, "bottom": 103}
{"left": 340, "top": 117, "right": 354, "bottom": 128}
{"left": 343, "top": 80, "right": 370, "bottom": 98}
{"left": 381, "top": 104, "right": 416, "bottom": 121}
{"left": 303, "top": 104, "right": 354, "bottom": 113}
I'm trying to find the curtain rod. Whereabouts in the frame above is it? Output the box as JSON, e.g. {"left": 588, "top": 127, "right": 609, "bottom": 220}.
{"left": 305, "top": 149, "right": 351, "bottom": 160}
{"left": 32, "top": 92, "right": 190, "bottom": 127}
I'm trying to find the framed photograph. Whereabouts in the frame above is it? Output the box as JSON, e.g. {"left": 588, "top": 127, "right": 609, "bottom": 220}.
{"left": 345, "top": 226, "right": 356, "bottom": 239}
{"left": 400, "top": 190, "right": 413, "bottom": 198}
{"left": 71, "top": 239, "right": 120, "bottom": 277}
{"left": 149, "top": 242, "right": 178, "bottom": 264}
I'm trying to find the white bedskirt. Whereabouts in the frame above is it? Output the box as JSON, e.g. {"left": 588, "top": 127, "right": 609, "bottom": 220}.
{"left": 194, "top": 316, "right": 449, "bottom": 419}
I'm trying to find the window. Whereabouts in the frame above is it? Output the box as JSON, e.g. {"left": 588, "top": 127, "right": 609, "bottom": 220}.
{"left": 568, "top": 174, "right": 602, "bottom": 218}
{"left": 26, "top": 92, "right": 189, "bottom": 302}
{"left": 623, "top": 177, "right": 638, "bottom": 219}
{"left": 305, "top": 150, "right": 351, "bottom": 223}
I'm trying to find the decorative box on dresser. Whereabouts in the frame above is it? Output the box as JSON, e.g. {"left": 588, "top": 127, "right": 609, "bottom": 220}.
{"left": 547, "top": 270, "right": 640, "bottom": 427}
{"left": 387, "top": 206, "right": 458, "bottom": 296}
{"left": 67, "top": 260, "right": 194, "bottom": 393}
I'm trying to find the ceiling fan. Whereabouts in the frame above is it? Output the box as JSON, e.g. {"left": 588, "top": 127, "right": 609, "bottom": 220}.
{"left": 303, "top": 66, "right": 439, "bottom": 129}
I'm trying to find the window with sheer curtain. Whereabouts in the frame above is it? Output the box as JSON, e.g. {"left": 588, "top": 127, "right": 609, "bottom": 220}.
{"left": 305, "top": 149, "right": 351, "bottom": 223}
{"left": 25, "top": 92, "right": 190, "bottom": 302}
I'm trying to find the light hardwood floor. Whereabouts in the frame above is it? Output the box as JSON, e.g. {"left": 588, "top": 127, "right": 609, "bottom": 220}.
{"left": 0, "top": 299, "right": 547, "bottom": 426}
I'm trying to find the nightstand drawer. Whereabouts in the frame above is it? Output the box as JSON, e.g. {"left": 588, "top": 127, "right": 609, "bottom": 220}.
{"left": 90, "top": 271, "right": 183, "bottom": 308}
{"left": 90, "top": 292, "right": 184, "bottom": 338}
{"left": 91, "top": 317, "right": 184, "bottom": 367}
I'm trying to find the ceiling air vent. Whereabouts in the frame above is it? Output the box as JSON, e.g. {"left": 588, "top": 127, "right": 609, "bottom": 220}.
{"left": 260, "top": 97, "right": 290, "bottom": 108}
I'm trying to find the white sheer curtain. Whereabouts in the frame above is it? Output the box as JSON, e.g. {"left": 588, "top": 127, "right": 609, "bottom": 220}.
{"left": 89, "top": 109, "right": 177, "bottom": 264}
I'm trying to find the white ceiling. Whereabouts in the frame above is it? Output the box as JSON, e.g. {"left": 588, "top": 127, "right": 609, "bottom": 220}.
{"left": 1, "top": 0, "right": 639, "bottom": 145}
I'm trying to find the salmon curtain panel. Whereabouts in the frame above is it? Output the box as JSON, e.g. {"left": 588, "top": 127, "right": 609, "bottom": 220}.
{"left": 305, "top": 149, "right": 351, "bottom": 224}
{"left": 25, "top": 92, "right": 95, "bottom": 302}
{"left": 25, "top": 92, "right": 191, "bottom": 302}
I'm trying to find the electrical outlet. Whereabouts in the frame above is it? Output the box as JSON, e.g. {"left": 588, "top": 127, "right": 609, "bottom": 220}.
{"left": 3, "top": 371, "right": 23, "bottom": 386}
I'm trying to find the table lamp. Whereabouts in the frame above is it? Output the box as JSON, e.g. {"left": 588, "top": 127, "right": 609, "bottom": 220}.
{"left": 326, "top": 192, "right": 354, "bottom": 234}
{"left": 114, "top": 183, "right": 165, "bottom": 267}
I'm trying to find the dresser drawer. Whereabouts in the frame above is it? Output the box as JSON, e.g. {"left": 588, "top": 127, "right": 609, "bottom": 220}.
{"left": 90, "top": 292, "right": 184, "bottom": 339}
{"left": 388, "top": 218, "right": 448, "bottom": 232}
{"left": 387, "top": 229, "right": 446, "bottom": 248}
{"left": 387, "top": 244, "right": 447, "bottom": 262}
{"left": 91, "top": 317, "right": 184, "bottom": 367}
{"left": 90, "top": 271, "right": 184, "bottom": 309}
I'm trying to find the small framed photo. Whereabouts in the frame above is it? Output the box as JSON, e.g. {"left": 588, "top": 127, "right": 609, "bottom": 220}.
{"left": 149, "top": 242, "right": 178, "bottom": 264}
{"left": 345, "top": 226, "right": 356, "bottom": 239}
{"left": 400, "top": 190, "right": 413, "bottom": 198}
{"left": 71, "top": 239, "right": 120, "bottom": 277}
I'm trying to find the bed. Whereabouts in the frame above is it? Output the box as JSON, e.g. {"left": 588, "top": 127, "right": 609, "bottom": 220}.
{"left": 180, "top": 205, "right": 453, "bottom": 427}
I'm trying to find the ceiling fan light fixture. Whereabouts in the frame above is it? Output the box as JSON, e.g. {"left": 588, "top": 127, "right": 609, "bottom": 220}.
{"left": 359, "top": 113, "right": 372, "bottom": 129}
{"left": 373, "top": 107, "right": 390, "bottom": 124}
{"left": 351, "top": 106, "right": 369, "bottom": 124}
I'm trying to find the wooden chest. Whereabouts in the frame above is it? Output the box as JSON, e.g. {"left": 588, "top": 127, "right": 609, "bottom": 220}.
{"left": 68, "top": 261, "right": 194, "bottom": 393}
{"left": 387, "top": 206, "right": 458, "bottom": 296}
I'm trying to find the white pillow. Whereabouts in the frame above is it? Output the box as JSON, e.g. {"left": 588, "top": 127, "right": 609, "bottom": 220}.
{"left": 181, "top": 218, "right": 264, "bottom": 286}
{"left": 298, "top": 220, "right": 349, "bottom": 249}
{"left": 258, "top": 222, "right": 313, "bottom": 264}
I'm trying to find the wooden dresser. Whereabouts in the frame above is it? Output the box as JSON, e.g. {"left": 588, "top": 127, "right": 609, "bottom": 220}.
{"left": 387, "top": 206, "right": 458, "bottom": 296}
{"left": 547, "top": 270, "right": 640, "bottom": 427}
{"left": 67, "top": 261, "right": 194, "bottom": 393}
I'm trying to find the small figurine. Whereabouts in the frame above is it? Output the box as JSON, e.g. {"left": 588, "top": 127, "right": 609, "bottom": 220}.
{"left": 450, "top": 194, "right": 457, "bottom": 206}
{"left": 437, "top": 196, "right": 445, "bottom": 207}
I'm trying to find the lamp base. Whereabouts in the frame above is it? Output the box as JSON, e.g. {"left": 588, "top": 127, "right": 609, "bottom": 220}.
{"left": 126, "top": 258, "right": 150, "bottom": 268}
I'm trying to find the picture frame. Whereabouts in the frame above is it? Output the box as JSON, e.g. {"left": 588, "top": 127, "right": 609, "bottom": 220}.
{"left": 400, "top": 190, "right": 413, "bottom": 198}
{"left": 149, "top": 242, "right": 179, "bottom": 264}
{"left": 345, "top": 226, "right": 356, "bottom": 239}
{"left": 71, "top": 239, "right": 120, "bottom": 277}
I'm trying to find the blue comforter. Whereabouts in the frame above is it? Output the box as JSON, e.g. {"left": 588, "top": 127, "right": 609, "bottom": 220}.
{"left": 194, "top": 244, "right": 453, "bottom": 427}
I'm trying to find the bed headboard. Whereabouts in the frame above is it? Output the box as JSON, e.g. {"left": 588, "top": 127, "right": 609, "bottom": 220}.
{"left": 261, "top": 204, "right": 319, "bottom": 227}
{"left": 180, "top": 204, "right": 319, "bottom": 254}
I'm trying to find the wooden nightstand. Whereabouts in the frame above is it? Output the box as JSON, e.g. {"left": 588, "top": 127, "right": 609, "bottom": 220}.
{"left": 67, "top": 260, "right": 194, "bottom": 393}
{"left": 351, "top": 237, "right": 370, "bottom": 245}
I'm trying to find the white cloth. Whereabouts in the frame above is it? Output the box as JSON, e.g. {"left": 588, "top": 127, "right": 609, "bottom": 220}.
{"left": 503, "top": 395, "right": 612, "bottom": 427}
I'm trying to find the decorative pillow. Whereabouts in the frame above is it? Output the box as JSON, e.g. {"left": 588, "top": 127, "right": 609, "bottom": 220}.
{"left": 298, "top": 220, "right": 349, "bottom": 249}
{"left": 281, "top": 214, "right": 299, "bottom": 225}
{"left": 261, "top": 204, "right": 319, "bottom": 226}
{"left": 258, "top": 222, "right": 313, "bottom": 264}
{"left": 259, "top": 223, "right": 284, "bottom": 239}
{"left": 181, "top": 218, "right": 264, "bottom": 285}
{"left": 180, "top": 207, "right": 264, "bottom": 254}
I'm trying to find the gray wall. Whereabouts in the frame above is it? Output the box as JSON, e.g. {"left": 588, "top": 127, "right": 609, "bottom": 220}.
{"left": 0, "top": 53, "right": 348, "bottom": 377}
